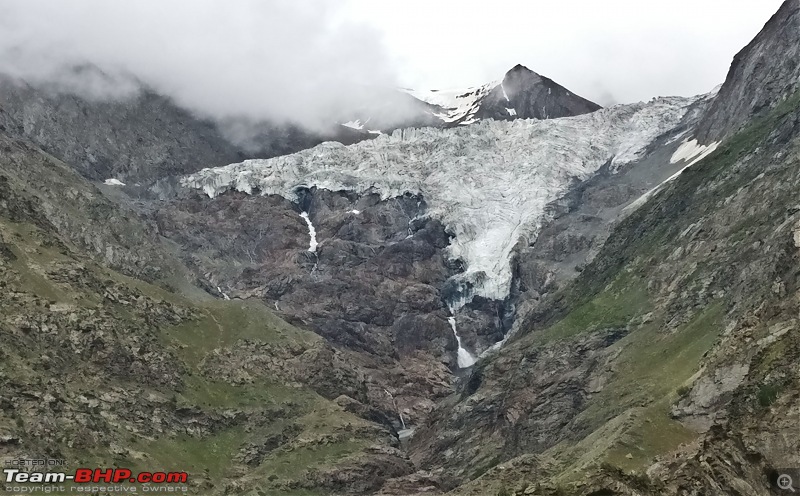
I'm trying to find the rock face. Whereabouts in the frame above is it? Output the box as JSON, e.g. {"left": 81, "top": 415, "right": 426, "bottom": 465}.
{"left": 696, "top": 0, "right": 800, "bottom": 144}
{"left": 153, "top": 188, "right": 462, "bottom": 422}
{"left": 0, "top": 126, "right": 423, "bottom": 495}
{"left": 476, "top": 64, "right": 601, "bottom": 121}
{"left": 405, "top": 64, "right": 601, "bottom": 126}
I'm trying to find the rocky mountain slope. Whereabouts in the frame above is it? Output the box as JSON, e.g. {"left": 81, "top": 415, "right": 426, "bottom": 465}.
{"left": 0, "top": 65, "right": 598, "bottom": 187}
{"left": 2, "top": 2, "right": 800, "bottom": 495}
{"left": 696, "top": 0, "right": 800, "bottom": 144}
{"left": 0, "top": 128, "right": 418, "bottom": 495}
{"left": 403, "top": 1, "right": 800, "bottom": 494}
{"left": 406, "top": 64, "right": 600, "bottom": 125}
{"left": 168, "top": 93, "right": 703, "bottom": 433}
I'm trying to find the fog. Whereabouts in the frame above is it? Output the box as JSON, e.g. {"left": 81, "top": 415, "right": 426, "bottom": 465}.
{"left": 0, "top": 0, "right": 400, "bottom": 129}
{"left": 0, "top": 0, "right": 787, "bottom": 128}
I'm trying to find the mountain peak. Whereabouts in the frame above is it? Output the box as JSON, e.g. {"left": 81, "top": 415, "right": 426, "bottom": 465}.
{"left": 474, "top": 65, "right": 601, "bottom": 121}
{"left": 506, "top": 64, "right": 539, "bottom": 76}
{"left": 402, "top": 64, "right": 600, "bottom": 127}
{"left": 502, "top": 64, "right": 543, "bottom": 86}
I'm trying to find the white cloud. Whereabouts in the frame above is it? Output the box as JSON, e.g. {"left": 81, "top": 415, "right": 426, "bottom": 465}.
{"left": 0, "top": 0, "right": 398, "bottom": 128}
{"left": 0, "top": 0, "right": 787, "bottom": 129}
{"left": 344, "top": 0, "right": 786, "bottom": 103}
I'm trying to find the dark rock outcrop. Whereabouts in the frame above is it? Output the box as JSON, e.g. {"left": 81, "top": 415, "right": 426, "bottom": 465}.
{"left": 476, "top": 64, "right": 601, "bottom": 121}
{"left": 0, "top": 76, "right": 324, "bottom": 183}
{"left": 153, "top": 188, "right": 488, "bottom": 424}
{"left": 696, "top": 0, "right": 800, "bottom": 143}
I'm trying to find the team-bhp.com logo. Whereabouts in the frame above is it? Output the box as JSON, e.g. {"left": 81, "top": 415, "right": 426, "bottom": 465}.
{"left": 4, "top": 468, "right": 188, "bottom": 484}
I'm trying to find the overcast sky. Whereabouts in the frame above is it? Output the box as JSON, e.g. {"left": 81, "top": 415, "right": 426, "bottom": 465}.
{"left": 345, "top": 0, "right": 786, "bottom": 105}
{"left": 0, "top": 0, "right": 786, "bottom": 125}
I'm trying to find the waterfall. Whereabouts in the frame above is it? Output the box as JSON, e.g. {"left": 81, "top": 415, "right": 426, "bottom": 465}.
{"left": 299, "top": 212, "right": 318, "bottom": 252}
{"left": 448, "top": 316, "right": 476, "bottom": 368}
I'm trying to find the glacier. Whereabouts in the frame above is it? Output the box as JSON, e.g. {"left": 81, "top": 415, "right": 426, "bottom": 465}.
{"left": 182, "top": 96, "right": 699, "bottom": 309}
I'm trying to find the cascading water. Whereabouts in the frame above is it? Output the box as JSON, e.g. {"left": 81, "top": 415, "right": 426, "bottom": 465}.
{"left": 299, "top": 212, "right": 318, "bottom": 252}
{"left": 448, "top": 316, "right": 476, "bottom": 368}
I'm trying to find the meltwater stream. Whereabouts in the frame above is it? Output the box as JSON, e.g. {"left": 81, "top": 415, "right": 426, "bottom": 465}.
{"left": 448, "top": 316, "right": 476, "bottom": 368}
{"left": 299, "top": 212, "right": 318, "bottom": 252}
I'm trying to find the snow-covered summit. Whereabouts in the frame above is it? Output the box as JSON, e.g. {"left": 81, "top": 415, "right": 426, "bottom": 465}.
{"left": 182, "top": 96, "right": 699, "bottom": 308}
{"left": 402, "top": 64, "right": 601, "bottom": 127}
{"left": 404, "top": 81, "right": 498, "bottom": 125}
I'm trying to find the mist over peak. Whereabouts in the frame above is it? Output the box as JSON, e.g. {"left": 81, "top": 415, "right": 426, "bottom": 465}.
{"left": 0, "top": 0, "right": 401, "bottom": 130}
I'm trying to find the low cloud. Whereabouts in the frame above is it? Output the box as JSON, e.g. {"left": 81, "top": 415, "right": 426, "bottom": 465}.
{"left": 0, "top": 0, "right": 401, "bottom": 130}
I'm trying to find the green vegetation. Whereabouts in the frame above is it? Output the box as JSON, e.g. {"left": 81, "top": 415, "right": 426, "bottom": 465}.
{"left": 531, "top": 270, "right": 650, "bottom": 344}
{"left": 537, "top": 302, "right": 725, "bottom": 481}
{"left": 164, "top": 298, "right": 318, "bottom": 369}
{"left": 758, "top": 383, "right": 782, "bottom": 407}
{"left": 0, "top": 213, "right": 381, "bottom": 495}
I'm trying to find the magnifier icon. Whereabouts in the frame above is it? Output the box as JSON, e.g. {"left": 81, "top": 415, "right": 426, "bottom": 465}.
{"left": 779, "top": 474, "right": 796, "bottom": 492}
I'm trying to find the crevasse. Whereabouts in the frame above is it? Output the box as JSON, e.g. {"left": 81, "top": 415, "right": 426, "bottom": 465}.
{"left": 182, "top": 96, "right": 699, "bottom": 310}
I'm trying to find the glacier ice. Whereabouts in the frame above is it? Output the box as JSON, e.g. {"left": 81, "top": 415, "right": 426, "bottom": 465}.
{"left": 183, "top": 96, "right": 698, "bottom": 309}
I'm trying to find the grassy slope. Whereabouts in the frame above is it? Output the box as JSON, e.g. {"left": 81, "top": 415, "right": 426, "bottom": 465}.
{"left": 0, "top": 178, "right": 383, "bottom": 495}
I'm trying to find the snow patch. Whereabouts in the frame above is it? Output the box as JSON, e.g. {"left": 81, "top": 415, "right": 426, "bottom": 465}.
{"left": 501, "top": 83, "right": 510, "bottom": 102}
{"left": 216, "top": 286, "right": 231, "bottom": 300}
{"left": 670, "top": 138, "right": 719, "bottom": 166}
{"left": 398, "top": 428, "right": 415, "bottom": 440}
{"left": 349, "top": 209, "right": 361, "bottom": 215}
{"left": 342, "top": 120, "right": 364, "bottom": 130}
{"left": 448, "top": 317, "right": 476, "bottom": 368}
{"left": 299, "top": 212, "right": 318, "bottom": 252}
{"left": 404, "top": 81, "right": 499, "bottom": 124}
{"left": 183, "top": 96, "right": 697, "bottom": 308}
{"left": 625, "top": 138, "right": 720, "bottom": 213}
{"left": 104, "top": 178, "right": 125, "bottom": 186}
{"left": 506, "top": 108, "right": 517, "bottom": 117}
